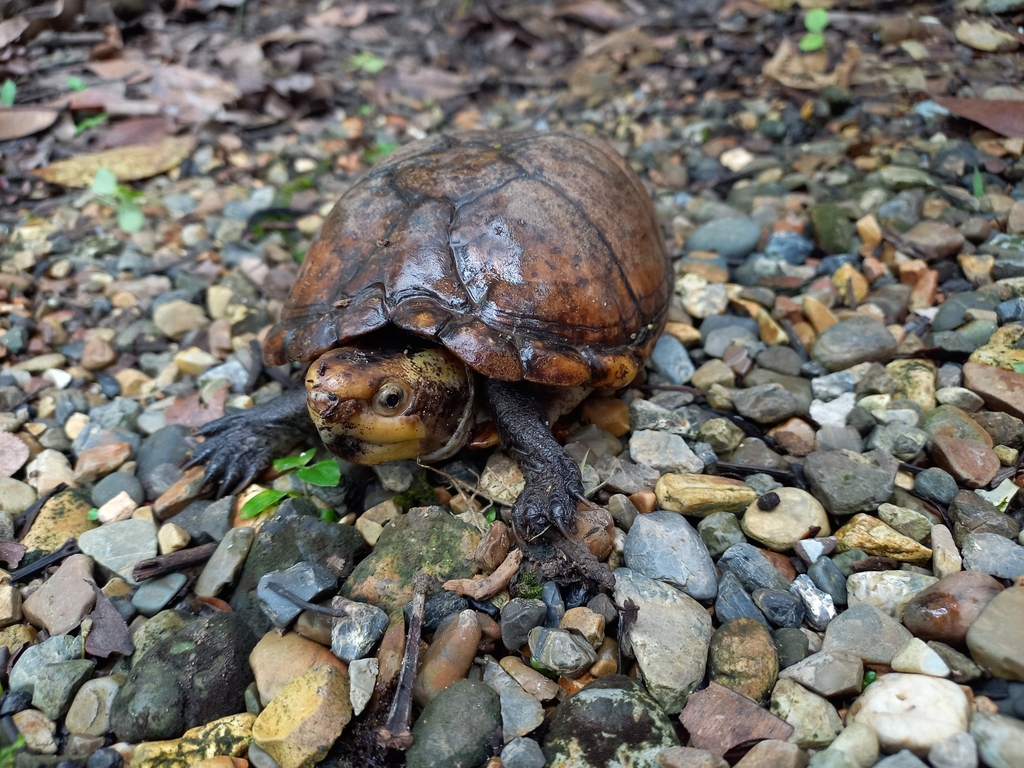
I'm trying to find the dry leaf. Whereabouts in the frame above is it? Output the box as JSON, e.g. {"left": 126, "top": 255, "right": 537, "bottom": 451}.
{"left": 763, "top": 38, "right": 861, "bottom": 90}
{"left": 87, "top": 58, "right": 154, "bottom": 84}
{"left": 0, "top": 16, "right": 31, "bottom": 48}
{"left": 0, "top": 107, "right": 59, "bottom": 141}
{"left": 386, "top": 66, "right": 483, "bottom": 102}
{"left": 164, "top": 387, "right": 227, "bottom": 428}
{"left": 32, "top": 135, "right": 196, "bottom": 187}
{"left": 306, "top": 4, "right": 369, "bottom": 28}
{"left": 936, "top": 98, "right": 1024, "bottom": 139}
{"left": 98, "top": 116, "right": 173, "bottom": 149}
{"left": 152, "top": 64, "right": 240, "bottom": 124}
{"left": 552, "top": 0, "right": 631, "bottom": 30}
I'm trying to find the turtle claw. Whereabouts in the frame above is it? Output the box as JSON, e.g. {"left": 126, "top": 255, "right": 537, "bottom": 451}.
{"left": 510, "top": 468, "right": 582, "bottom": 543}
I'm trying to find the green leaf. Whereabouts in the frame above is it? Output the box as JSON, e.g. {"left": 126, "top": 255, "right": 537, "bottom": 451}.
{"left": 91, "top": 167, "right": 119, "bottom": 196}
{"left": 0, "top": 79, "right": 15, "bottom": 106}
{"left": 357, "top": 104, "right": 374, "bottom": 116}
{"left": 273, "top": 447, "right": 317, "bottom": 472}
{"left": 804, "top": 8, "right": 829, "bottom": 33}
{"left": 74, "top": 112, "right": 108, "bottom": 136}
{"left": 973, "top": 167, "right": 985, "bottom": 198}
{"left": 485, "top": 508, "right": 497, "bottom": 523}
{"left": 87, "top": 507, "right": 99, "bottom": 521}
{"left": 351, "top": 52, "right": 386, "bottom": 73}
{"left": 117, "top": 201, "right": 146, "bottom": 233}
{"left": 364, "top": 140, "right": 397, "bottom": 165}
{"left": 296, "top": 459, "right": 342, "bottom": 487}
{"left": 68, "top": 76, "right": 87, "bottom": 91}
{"left": 1011, "top": 362, "right": 1024, "bottom": 374}
{"left": 798, "top": 32, "right": 825, "bottom": 52}
{"left": 240, "top": 489, "right": 290, "bottom": 518}
{"left": 319, "top": 508, "right": 338, "bottom": 522}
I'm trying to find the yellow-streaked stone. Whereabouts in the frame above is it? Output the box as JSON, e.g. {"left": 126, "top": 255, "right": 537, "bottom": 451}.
{"left": 130, "top": 713, "right": 255, "bottom": 768}
{"left": 655, "top": 474, "right": 758, "bottom": 518}
{"left": 835, "top": 514, "right": 933, "bottom": 566}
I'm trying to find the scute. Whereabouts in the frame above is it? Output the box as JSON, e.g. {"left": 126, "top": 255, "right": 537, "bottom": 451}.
{"left": 265, "top": 130, "right": 671, "bottom": 388}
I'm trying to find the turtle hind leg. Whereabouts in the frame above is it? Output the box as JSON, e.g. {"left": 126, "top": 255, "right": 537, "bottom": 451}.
{"left": 186, "top": 387, "right": 312, "bottom": 496}
{"left": 483, "top": 379, "right": 584, "bottom": 542}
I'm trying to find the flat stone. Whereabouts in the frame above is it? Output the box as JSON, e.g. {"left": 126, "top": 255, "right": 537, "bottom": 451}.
{"left": 32, "top": 658, "right": 95, "bottom": 720}
{"left": 965, "top": 585, "right": 1024, "bottom": 681}
{"left": 769, "top": 677, "right": 844, "bottom": 750}
{"left": 194, "top": 526, "right": 255, "bottom": 598}
{"left": 406, "top": 679, "right": 500, "bottom": 768}
{"left": 330, "top": 597, "right": 389, "bottom": 662}
{"left": 655, "top": 474, "right": 758, "bottom": 517}
{"left": 812, "top": 317, "right": 898, "bottom": 372}
{"left": 251, "top": 662, "right": 351, "bottom": 768}
{"left": 810, "top": 721, "right": 880, "bottom": 768}
{"left": 528, "top": 626, "right": 596, "bottom": 678}
{"left": 821, "top": 603, "right": 913, "bottom": 665}
{"left": 0, "top": 477, "right": 36, "bottom": 515}
{"left": 10, "top": 634, "right": 83, "bottom": 695}
{"left": 732, "top": 383, "right": 801, "bottom": 425}
{"left": 629, "top": 430, "right": 704, "bottom": 473}
{"left": 961, "top": 532, "right": 1024, "bottom": 579}
{"left": 613, "top": 568, "right": 712, "bottom": 714}
{"left": 678, "top": 681, "right": 793, "bottom": 758}
{"left": 482, "top": 657, "right": 544, "bottom": 742}
{"left": 153, "top": 299, "right": 208, "bottom": 340}
{"left": 77, "top": 518, "right": 157, "bottom": 585}
{"left": 803, "top": 449, "right": 898, "bottom": 516}
{"left": 846, "top": 570, "right": 938, "bottom": 620}
{"left": 835, "top": 514, "right": 932, "bottom": 566}
{"left": 132, "top": 572, "right": 187, "bottom": 617}
{"left": 249, "top": 631, "right": 348, "bottom": 707}
{"left": 25, "top": 448, "right": 75, "bottom": 494}
{"left": 903, "top": 571, "right": 1004, "bottom": 646}
{"left": 257, "top": 561, "right": 337, "bottom": 628}
{"left": 0, "top": 431, "right": 30, "bottom": 478}
{"left": 12, "top": 709, "right": 57, "bottom": 755}
{"left": 778, "top": 651, "right": 863, "bottom": 698}
{"left": 708, "top": 617, "right": 778, "bottom": 703}
{"left": 415, "top": 610, "right": 483, "bottom": 705}
{"left": 928, "top": 732, "right": 978, "bottom": 768}
{"left": 65, "top": 676, "right": 123, "bottom": 736}
{"left": 971, "top": 711, "right": 1024, "bottom": 768}
{"left": 719, "top": 542, "right": 792, "bottom": 592}
{"left": 734, "top": 740, "right": 809, "bottom": 768}
{"left": 931, "top": 435, "right": 999, "bottom": 488}
{"left": 742, "top": 488, "right": 830, "bottom": 553}
{"left": 73, "top": 442, "right": 133, "bottom": 483}
{"left": 848, "top": 673, "right": 970, "bottom": 756}
{"left": 128, "top": 713, "right": 254, "bottom": 768}
{"left": 963, "top": 362, "right": 1024, "bottom": 420}
{"left": 890, "top": 637, "right": 951, "bottom": 677}
{"left": 623, "top": 511, "right": 717, "bottom": 601}
{"left": 499, "top": 656, "right": 561, "bottom": 703}
{"left": 22, "top": 553, "right": 96, "bottom": 636}
{"left": 948, "top": 490, "right": 1020, "bottom": 547}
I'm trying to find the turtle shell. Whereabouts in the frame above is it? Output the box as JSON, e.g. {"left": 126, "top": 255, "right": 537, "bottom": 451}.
{"left": 264, "top": 130, "right": 671, "bottom": 389}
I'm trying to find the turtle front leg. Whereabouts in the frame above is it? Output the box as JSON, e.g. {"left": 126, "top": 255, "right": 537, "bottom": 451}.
{"left": 484, "top": 379, "right": 584, "bottom": 541}
{"left": 186, "top": 387, "right": 312, "bottom": 495}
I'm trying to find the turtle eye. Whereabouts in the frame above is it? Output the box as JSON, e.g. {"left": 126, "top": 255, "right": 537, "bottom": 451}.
{"left": 373, "top": 381, "right": 409, "bottom": 416}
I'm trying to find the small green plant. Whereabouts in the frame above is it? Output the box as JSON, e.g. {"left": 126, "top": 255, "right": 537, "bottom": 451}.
{"left": 973, "top": 166, "right": 985, "bottom": 198}
{"left": 87, "top": 507, "right": 99, "bottom": 521}
{"left": 91, "top": 167, "right": 146, "bottom": 233}
{"left": 240, "top": 447, "right": 342, "bottom": 519}
{"left": 364, "top": 139, "right": 397, "bottom": 165}
{"left": 862, "top": 670, "right": 877, "bottom": 689}
{"left": 68, "top": 76, "right": 87, "bottom": 91}
{"left": 75, "top": 112, "right": 108, "bottom": 136}
{"left": 799, "top": 8, "right": 829, "bottom": 52}
{"left": 0, "top": 735, "right": 25, "bottom": 767}
{"left": 0, "top": 79, "right": 15, "bottom": 106}
{"left": 350, "top": 51, "right": 386, "bottom": 73}
{"left": 357, "top": 104, "right": 375, "bottom": 117}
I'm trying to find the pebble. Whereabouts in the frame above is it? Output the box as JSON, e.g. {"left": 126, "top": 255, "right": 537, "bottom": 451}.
{"left": 902, "top": 571, "right": 1004, "bottom": 646}
{"left": 836, "top": 514, "right": 932, "bottom": 566}
{"left": 256, "top": 561, "right": 337, "bottom": 628}
{"left": 501, "top": 598, "right": 547, "bottom": 651}
{"left": 32, "top": 658, "right": 95, "bottom": 720}
{"left": 528, "top": 626, "right": 597, "bottom": 677}
{"left": 329, "top": 597, "right": 389, "bottom": 663}
{"left": 719, "top": 542, "right": 791, "bottom": 592}
{"left": 681, "top": 680, "right": 794, "bottom": 756}
{"left": 779, "top": 650, "right": 862, "bottom": 698}
{"left": 249, "top": 631, "right": 347, "bottom": 707}
{"left": 890, "top": 637, "right": 951, "bottom": 677}
{"left": 821, "top": 603, "right": 913, "bottom": 665}
{"left": 132, "top": 572, "right": 188, "bottom": 616}
{"left": 812, "top": 317, "right": 898, "bottom": 372}
{"left": 741, "top": 487, "right": 830, "bottom": 552}
{"left": 194, "top": 526, "right": 255, "bottom": 598}
{"left": 698, "top": 511, "right": 747, "bottom": 557}
{"left": 809, "top": 721, "right": 879, "bottom": 768}
{"left": 649, "top": 334, "right": 696, "bottom": 385}
{"left": 414, "top": 610, "right": 483, "bottom": 705}
{"left": 623, "top": 511, "right": 717, "bottom": 600}
{"left": 769, "top": 678, "right": 844, "bottom": 750}
{"left": 848, "top": 673, "right": 970, "bottom": 756}
{"left": 970, "top": 711, "right": 1024, "bottom": 768}
{"left": 655, "top": 473, "right": 758, "bottom": 516}
{"left": 961, "top": 532, "right": 1024, "bottom": 579}
{"left": 481, "top": 657, "right": 544, "bottom": 741}
{"left": 927, "top": 732, "right": 978, "bottom": 768}
{"left": 0, "top": 476, "right": 36, "bottom": 515}
{"left": 965, "top": 585, "right": 1024, "bottom": 681}
{"left": 708, "top": 617, "right": 778, "bottom": 702}
{"left": 406, "top": 679, "right": 500, "bottom": 768}
{"left": 502, "top": 737, "right": 546, "bottom": 768}
{"left": 803, "top": 449, "right": 897, "bottom": 516}
{"left": 22, "top": 553, "right": 96, "bottom": 635}
{"left": 65, "top": 676, "right": 123, "bottom": 736}
{"left": 77, "top": 518, "right": 157, "bottom": 584}
{"left": 846, "top": 570, "right": 938, "bottom": 620}
{"left": 629, "top": 429, "right": 703, "bottom": 473}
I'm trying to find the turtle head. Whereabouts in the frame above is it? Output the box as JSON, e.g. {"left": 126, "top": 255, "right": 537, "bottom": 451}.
{"left": 305, "top": 342, "right": 475, "bottom": 464}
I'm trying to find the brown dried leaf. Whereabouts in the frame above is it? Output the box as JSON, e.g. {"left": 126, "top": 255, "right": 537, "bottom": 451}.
{"left": 87, "top": 58, "right": 154, "bottom": 84}
{"left": 164, "top": 387, "right": 227, "bottom": 428}
{"left": 32, "top": 135, "right": 196, "bottom": 187}
{"left": 386, "top": 66, "right": 483, "bottom": 102}
{"left": 763, "top": 38, "right": 862, "bottom": 90}
{"left": 552, "top": 0, "right": 631, "bottom": 30}
{"left": 0, "top": 107, "right": 59, "bottom": 142}
{"left": 306, "top": 4, "right": 369, "bottom": 28}
{"left": 0, "top": 16, "right": 31, "bottom": 48}
{"left": 936, "top": 98, "right": 1024, "bottom": 139}
{"left": 84, "top": 586, "right": 134, "bottom": 658}
{"left": 152, "top": 64, "right": 241, "bottom": 123}
{"left": 98, "top": 116, "right": 173, "bottom": 149}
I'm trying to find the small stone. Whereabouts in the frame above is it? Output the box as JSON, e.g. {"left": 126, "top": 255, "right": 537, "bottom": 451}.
{"left": 955, "top": 19, "right": 1019, "bottom": 52}
{"left": 719, "top": 542, "right": 791, "bottom": 592}
{"left": 903, "top": 571, "right": 1004, "bottom": 646}
{"left": 10, "top": 634, "right": 83, "bottom": 695}
{"left": 679, "top": 682, "right": 793, "bottom": 758}
{"left": 931, "top": 524, "right": 963, "bottom": 579}
{"left": 406, "top": 679, "right": 500, "bottom": 768}
{"left": 330, "top": 597, "right": 389, "bottom": 662}
{"left": 965, "top": 585, "right": 1024, "bottom": 681}
{"left": 742, "top": 488, "right": 830, "bottom": 553}
{"left": 915, "top": 468, "right": 958, "bottom": 506}
{"left": 962, "top": 532, "right": 1024, "bottom": 579}
{"left": 249, "top": 631, "right": 347, "bottom": 708}
{"left": 528, "top": 626, "right": 597, "bottom": 678}
{"left": 501, "top": 598, "right": 547, "bottom": 651}
{"left": 157, "top": 522, "right": 191, "bottom": 555}
{"left": 948, "top": 490, "right": 1020, "bottom": 547}
{"left": 835, "top": 514, "right": 932, "bottom": 566}
{"left": 931, "top": 435, "right": 1000, "bottom": 489}
{"left": 731, "top": 384, "right": 800, "bottom": 425}
{"left": 779, "top": 651, "right": 862, "bottom": 698}
{"left": 96, "top": 490, "right": 138, "bottom": 524}
{"left": 691, "top": 359, "right": 736, "bottom": 390}
{"left": 734, "top": 740, "right": 809, "bottom": 768}
{"left": 195, "top": 527, "right": 255, "bottom": 598}
{"left": 971, "top": 711, "right": 1024, "bottom": 768}
{"left": 698, "top": 418, "right": 746, "bottom": 453}
{"left": 77, "top": 518, "right": 157, "bottom": 585}
{"left": 708, "top": 617, "right": 778, "bottom": 702}
{"left": 257, "top": 561, "right": 337, "bottom": 628}
{"left": 251, "top": 662, "right": 351, "bottom": 768}
{"left": 877, "top": 503, "right": 932, "bottom": 543}
{"left": 131, "top": 572, "right": 187, "bottom": 617}
{"left": 649, "top": 334, "right": 696, "bottom": 385}
{"left": 31, "top": 658, "right": 95, "bottom": 720}
{"left": 415, "top": 610, "right": 483, "bottom": 705}
{"left": 560, "top": 607, "right": 605, "bottom": 650}
{"left": 891, "top": 637, "right": 951, "bottom": 677}
{"left": 928, "top": 732, "right": 978, "bottom": 768}
{"left": 0, "top": 477, "right": 36, "bottom": 515}
{"left": 810, "top": 721, "right": 880, "bottom": 768}
{"left": 821, "top": 603, "right": 913, "bottom": 665}
{"left": 25, "top": 448, "right": 76, "bottom": 494}
{"left": 153, "top": 299, "right": 209, "bottom": 340}
{"left": 698, "top": 511, "right": 746, "bottom": 557}
{"left": 499, "top": 656, "right": 561, "bottom": 702}
{"left": 0, "top": 432, "right": 30, "bottom": 478}
{"left": 629, "top": 430, "right": 703, "bottom": 474}
{"left": 12, "top": 708, "right": 57, "bottom": 754}
{"left": 65, "top": 676, "right": 123, "bottom": 736}
{"left": 803, "top": 449, "right": 898, "bottom": 516}
{"left": 846, "top": 570, "right": 938, "bottom": 620}
{"left": 848, "top": 673, "right": 970, "bottom": 756}
{"left": 173, "top": 346, "right": 219, "bottom": 376}
{"left": 22, "top": 553, "right": 96, "bottom": 636}
{"left": 623, "top": 511, "right": 717, "bottom": 601}
{"left": 769, "top": 677, "right": 844, "bottom": 750}
{"left": 655, "top": 474, "right": 757, "bottom": 517}
{"left": 812, "top": 317, "right": 897, "bottom": 372}
{"left": 481, "top": 657, "right": 544, "bottom": 742}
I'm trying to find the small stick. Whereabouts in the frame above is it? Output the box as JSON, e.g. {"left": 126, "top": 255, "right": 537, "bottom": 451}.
{"left": 10, "top": 538, "right": 79, "bottom": 583}
{"left": 378, "top": 572, "right": 432, "bottom": 751}
{"left": 616, "top": 598, "right": 639, "bottom": 675}
{"left": 443, "top": 548, "right": 522, "bottom": 600}
{"left": 132, "top": 542, "right": 219, "bottom": 582}
{"left": 264, "top": 583, "right": 348, "bottom": 617}
{"left": 14, "top": 483, "right": 67, "bottom": 541}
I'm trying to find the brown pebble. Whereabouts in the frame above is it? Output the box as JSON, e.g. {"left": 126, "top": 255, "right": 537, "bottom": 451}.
{"left": 581, "top": 396, "right": 630, "bottom": 437}
{"left": 902, "top": 571, "right": 1004, "bottom": 647}
{"left": 629, "top": 491, "right": 657, "bottom": 514}
{"left": 80, "top": 337, "right": 117, "bottom": 371}
{"left": 474, "top": 520, "right": 510, "bottom": 571}
{"left": 412, "top": 610, "right": 481, "bottom": 707}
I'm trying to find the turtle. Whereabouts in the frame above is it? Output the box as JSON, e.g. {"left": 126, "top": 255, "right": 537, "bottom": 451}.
{"left": 192, "top": 130, "right": 672, "bottom": 541}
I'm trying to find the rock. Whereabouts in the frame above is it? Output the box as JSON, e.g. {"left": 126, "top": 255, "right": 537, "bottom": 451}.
{"left": 0, "top": 431, "right": 30, "bottom": 478}
{"left": 768, "top": 418, "right": 816, "bottom": 456}
{"left": 848, "top": 673, "right": 970, "bottom": 756}
{"left": 914, "top": 468, "right": 958, "bottom": 507}
{"left": 927, "top": 732, "right": 978, "bottom": 768}
{"left": 413, "top": 610, "right": 482, "bottom": 706}
{"left": 623, "top": 511, "right": 717, "bottom": 600}
{"left": 963, "top": 363, "right": 1024, "bottom": 420}
{"left": 481, "top": 657, "right": 544, "bottom": 742}
{"left": 93, "top": 472, "right": 145, "bottom": 508}
{"left": 790, "top": 574, "right": 837, "bottom": 631}
{"left": 193, "top": 526, "right": 255, "bottom": 597}
{"left": 655, "top": 474, "right": 758, "bottom": 517}
{"left": 10, "top": 635, "right": 83, "bottom": 695}
{"left": 25, "top": 448, "right": 76, "bottom": 494}
{"left": 846, "top": 570, "right": 938, "bottom": 620}
{"left": 966, "top": 585, "right": 1024, "bottom": 681}
{"left": 809, "top": 722, "right": 880, "bottom": 768}
{"left": 734, "top": 740, "right": 809, "bottom": 768}
{"left": 656, "top": 745, "right": 728, "bottom": 768}
{"left": 877, "top": 503, "right": 932, "bottom": 543}
{"left": 779, "top": 651, "right": 863, "bottom": 698}
{"left": 132, "top": 572, "right": 187, "bottom": 617}
{"left": 821, "top": 603, "right": 913, "bottom": 665}
{"left": 812, "top": 317, "right": 897, "bottom": 372}
{"left": 961, "top": 533, "right": 1024, "bottom": 579}
{"left": 835, "top": 514, "right": 932, "bottom": 566}
{"left": 0, "top": 477, "right": 36, "bottom": 515}
{"left": 501, "top": 598, "right": 547, "bottom": 651}
{"left": 931, "top": 435, "right": 999, "bottom": 488}
{"left": 12, "top": 708, "right": 57, "bottom": 755}
{"left": 890, "top": 637, "right": 950, "bottom": 677}
{"left": 769, "top": 678, "right": 844, "bottom": 749}
{"left": 251, "top": 662, "right": 351, "bottom": 768}
{"left": 128, "top": 713, "right": 254, "bottom": 768}
{"left": 248, "top": 631, "right": 347, "bottom": 707}
{"left": 528, "top": 626, "right": 597, "bottom": 677}
{"left": 499, "top": 656, "right": 561, "bottom": 703}
{"left": 732, "top": 384, "right": 800, "bottom": 425}
{"left": 613, "top": 568, "right": 712, "bottom": 713}
{"left": 679, "top": 682, "right": 794, "bottom": 757}
{"left": 257, "top": 561, "right": 337, "bottom": 628}
{"left": 22, "top": 553, "right": 96, "bottom": 635}
{"left": 330, "top": 597, "right": 389, "bottom": 663}
{"left": 65, "top": 676, "right": 123, "bottom": 736}
{"left": 348, "top": 657, "right": 377, "bottom": 717}
{"left": 708, "top": 617, "right": 778, "bottom": 702}
{"left": 629, "top": 430, "right": 704, "bottom": 473}
{"left": 803, "top": 449, "right": 898, "bottom": 516}
{"left": 78, "top": 518, "right": 158, "bottom": 584}
{"left": 110, "top": 612, "right": 257, "bottom": 742}
{"left": 153, "top": 299, "right": 208, "bottom": 339}
{"left": 971, "top": 711, "right": 1024, "bottom": 768}
{"left": 719, "top": 543, "right": 792, "bottom": 592}
{"left": 948, "top": 490, "right": 1020, "bottom": 547}
{"left": 698, "top": 511, "right": 747, "bottom": 557}
{"left": 741, "top": 488, "right": 830, "bottom": 552}
{"left": 902, "top": 571, "right": 1004, "bottom": 646}
{"left": 650, "top": 334, "right": 696, "bottom": 385}
{"left": 752, "top": 587, "right": 805, "bottom": 628}
{"left": 931, "top": 524, "right": 963, "bottom": 579}
{"left": 502, "top": 737, "right": 546, "bottom": 768}
{"left": 686, "top": 217, "right": 763, "bottom": 259}
{"left": 406, "top": 679, "right": 501, "bottom": 768}
{"left": 955, "top": 19, "right": 1019, "bottom": 51}
{"left": 341, "top": 506, "right": 477, "bottom": 618}
{"left": 716, "top": 570, "right": 768, "bottom": 627}
{"left": 560, "top": 607, "right": 604, "bottom": 649}
{"left": 73, "top": 441, "right": 133, "bottom": 483}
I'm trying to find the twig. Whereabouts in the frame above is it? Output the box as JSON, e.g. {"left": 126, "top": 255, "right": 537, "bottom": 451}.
{"left": 420, "top": 462, "right": 502, "bottom": 511}
{"left": 15, "top": 482, "right": 67, "bottom": 541}
{"left": 443, "top": 548, "right": 522, "bottom": 600}
{"left": 10, "top": 538, "right": 79, "bottom": 583}
{"left": 132, "top": 542, "right": 219, "bottom": 582}
{"left": 378, "top": 573, "right": 432, "bottom": 751}
{"left": 264, "top": 583, "right": 348, "bottom": 617}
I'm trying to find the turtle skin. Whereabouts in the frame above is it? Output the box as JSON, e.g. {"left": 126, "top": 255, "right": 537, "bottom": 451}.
{"left": 193, "top": 130, "right": 671, "bottom": 541}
